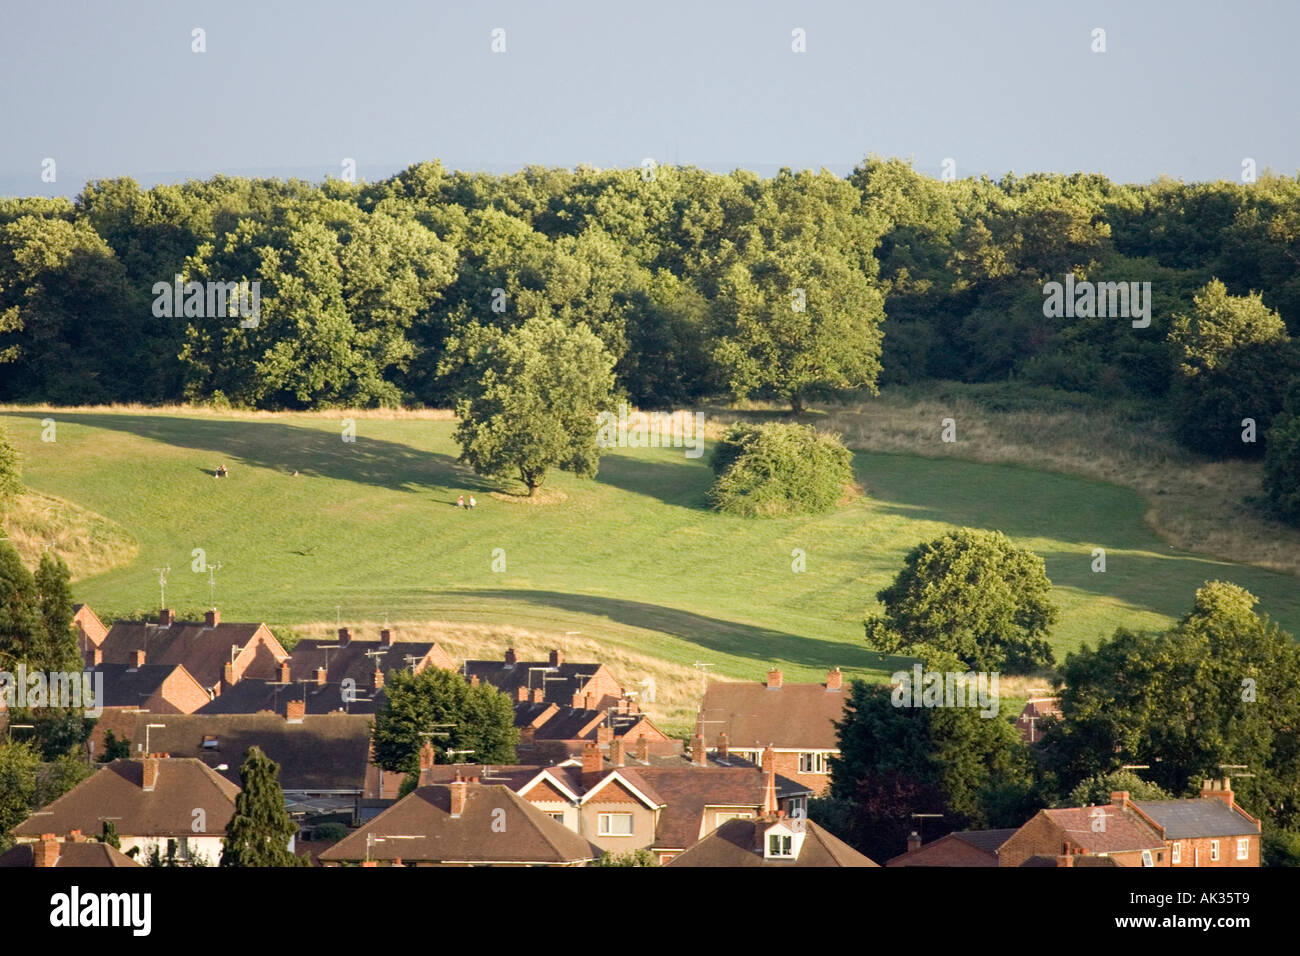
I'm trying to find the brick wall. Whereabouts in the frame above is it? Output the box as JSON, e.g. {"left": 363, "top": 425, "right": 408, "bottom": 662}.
{"left": 1170, "top": 835, "right": 1259, "bottom": 867}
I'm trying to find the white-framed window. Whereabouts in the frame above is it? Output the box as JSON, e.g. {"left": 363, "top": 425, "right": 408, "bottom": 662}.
{"left": 1171, "top": 841, "right": 1181, "bottom": 864}
{"left": 1141, "top": 850, "right": 1154, "bottom": 867}
{"left": 1210, "top": 840, "right": 1220, "bottom": 861}
{"left": 598, "top": 812, "right": 634, "bottom": 836}
{"left": 714, "top": 811, "right": 754, "bottom": 826}
{"left": 768, "top": 833, "right": 793, "bottom": 858}
{"left": 550, "top": 812, "right": 565, "bottom": 823}
{"left": 798, "top": 752, "right": 827, "bottom": 774}
{"left": 1237, "top": 838, "right": 1250, "bottom": 860}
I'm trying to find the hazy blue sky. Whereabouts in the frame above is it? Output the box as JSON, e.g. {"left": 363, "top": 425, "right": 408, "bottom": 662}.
{"left": 3, "top": 0, "right": 1297, "bottom": 196}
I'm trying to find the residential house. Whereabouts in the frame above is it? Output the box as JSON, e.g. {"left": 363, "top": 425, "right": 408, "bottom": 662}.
{"left": 417, "top": 736, "right": 813, "bottom": 864}
{"left": 97, "top": 607, "right": 289, "bottom": 696}
{"left": 12, "top": 756, "right": 238, "bottom": 863}
{"left": 1136, "top": 779, "right": 1262, "bottom": 867}
{"left": 1015, "top": 697, "right": 1062, "bottom": 744}
{"left": 73, "top": 604, "right": 109, "bottom": 667}
{"left": 697, "top": 667, "right": 847, "bottom": 795}
{"left": 668, "top": 815, "right": 878, "bottom": 867}
{"left": 464, "top": 648, "right": 626, "bottom": 713}
{"left": 512, "top": 692, "right": 675, "bottom": 763}
{"left": 318, "top": 778, "right": 599, "bottom": 866}
{"left": 88, "top": 659, "right": 211, "bottom": 715}
{"left": 886, "top": 828, "right": 1018, "bottom": 867}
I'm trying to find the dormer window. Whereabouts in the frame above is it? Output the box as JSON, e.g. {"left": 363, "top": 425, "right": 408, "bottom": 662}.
{"left": 763, "top": 822, "right": 802, "bottom": 860}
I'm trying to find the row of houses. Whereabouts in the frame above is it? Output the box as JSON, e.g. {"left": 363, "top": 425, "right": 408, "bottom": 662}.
{"left": 2, "top": 604, "right": 1261, "bottom": 868}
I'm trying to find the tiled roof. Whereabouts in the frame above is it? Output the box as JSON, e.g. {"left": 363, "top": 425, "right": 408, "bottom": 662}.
{"left": 89, "top": 662, "right": 204, "bottom": 707}
{"left": 13, "top": 759, "right": 238, "bottom": 838}
{"left": 668, "top": 818, "right": 878, "bottom": 867}
{"left": 464, "top": 660, "right": 612, "bottom": 705}
{"left": 109, "top": 712, "right": 374, "bottom": 792}
{"left": 288, "top": 637, "right": 452, "bottom": 687}
{"left": 196, "top": 678, "right": 383, "bottom": 716}
{"left": 954, "top": 828, "right": 1019, "bottom": 853}
{"left": 699, "top": 680, "right": 846, "bottom": 751}
{"left": 319, "top": 784, "right": 599, "bottom": 864}
{"left": 99, "top": 619, "right": 285, "bottom": 689}
{"left": 1135, "top": 799, "right": 1260, "bottom": 839}
{"left": 1041, "top": 805, "right": 1165, "bottom": 853}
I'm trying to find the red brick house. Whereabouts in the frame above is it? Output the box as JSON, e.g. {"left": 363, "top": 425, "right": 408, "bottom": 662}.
{"left": 512, "top": 694, "right": 675, "bottom": 762}
{"left": 97, "top": 608, "right": 289, "bottom": 696}
{"left": 697, "top": 667, "right": 846, "bottom": 795}
{"left": 1015, "top": 697, "right": 1062, "bottom": 744}
{"left": 73, "top": 604, "right": 109, "bottom": 667}
{"left": 1135, "top": 779, "right": 1262, "bottom": 867}
{"left": 0, "top": 831, "right": 139, "bottom": 868}
{"left": 88, "top": 659, "right": 211, "bottom": 716}
{"left": 464, "top": 649, "right": 626, "bottom": 713}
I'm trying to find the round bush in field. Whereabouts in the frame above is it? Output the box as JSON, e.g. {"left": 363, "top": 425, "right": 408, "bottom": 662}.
{"left": 708, "top": 422, "right": 854, "bottom": 517}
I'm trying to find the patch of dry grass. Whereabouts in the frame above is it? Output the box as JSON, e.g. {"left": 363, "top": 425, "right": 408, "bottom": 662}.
{"left": 704, "top": 391, "right": 1300, "bottom": 577}
{"left": 1, "top": 491, "right": 138, "bottom": 580}
{"left": 289, "top": 619, "right": 716, "bottom": 735}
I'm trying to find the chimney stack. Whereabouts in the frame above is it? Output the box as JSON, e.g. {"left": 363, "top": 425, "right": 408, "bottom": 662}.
{"left": 223, "top": 661, "right": 235, "bottom": 687}
{"left": 204, "top": 608, "right": 220, "bottom": 627}
{"left": 826, "top": 667, "right": 843, "bottom": 691}
{"left": 141, "top": 756, "right": 160, "bottom": 792}
{"left": 418, "top": 740, "right": 437, "bottom": 775}
{"left": 469, "top": 674, "right": 479, "bottom": 687}
{"left": 131, "top": 649, "right": 146, "bottom": 669}
{"left": 907, "top": 831, "right": 922, "bottom": 853}
{"left": 448, "top": 774, "right": 468, "bottom": 818}
{"left": 766, "top": 667, "right": 783, "bottom": 689}
{"left": 92, "top": 647, "right": 103, "bottom": 666}
{"left": 373, "top": 669, "right": 384, "bottom": 691}
{"left": 610, "top": 737, "right": 625, "bottom": 767}
{"left": 33, "top": 834, "right": 60, "bottom": 868}
{"left": 596, "top": 724, "right": 613, "bottom": 744}
{"left": 316, "top": 666, "right": 328, "bottom": 687}
{"left": 337, "top": 627, "right": 351, "bottom": 646}
{"left": 762, "top": 765, "right": 778, "bottom": 815}
{"left": 380, "top": 628, "right": 393, "bottom": 647}
{"left": 1200, "top": 778, "right": 1235, "bottom": 808}
{"left": 549, "top": 649, "right": 564, "bottom": 667}
{"left": 692, "top": 732, "right": 708, "bottom": 767}
{"left": 637, "top": 737, "right": 650, "bottom": 764}
{"left": 531, "top": 686, "right": 545, "bottom": 704}
{"left": 718, "top": 732, "right": 729, "bottom": 760}
{"left": 159, "top": 608, "right": 175, "bottom": 627}
{"left": 761, "top": 744, "right": 774, "bottom": 775}
{"left": 279, "top": 661, "right": 291, "bottom": 683}
{"left": 286, "top": 698, "right": 305, "bottom": 723}
{"left": 1111, "top": 790, "right": 1130, "bottom": 809}
{"left": 516, "top": 686, "right": 529, "bottom": 702}
{"left": 504, "top": 648, "right": 517, "bottom": 666}
{"left": 581, "top": 741, "right": 603, "bottom": 778}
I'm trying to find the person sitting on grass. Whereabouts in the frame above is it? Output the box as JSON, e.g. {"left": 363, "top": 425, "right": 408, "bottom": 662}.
{"left": 457, "top": 495, "right": 465, "bottom": 508}
{"left": 468, "top": 494, "right": 476, "bottom": 509}
{"left": 215, "top": 463, "right": 229, "bottom": 478}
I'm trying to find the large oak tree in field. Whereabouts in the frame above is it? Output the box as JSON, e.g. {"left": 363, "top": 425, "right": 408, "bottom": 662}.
{"left": 446, "top": 313, "right": 615, "bottom": 496}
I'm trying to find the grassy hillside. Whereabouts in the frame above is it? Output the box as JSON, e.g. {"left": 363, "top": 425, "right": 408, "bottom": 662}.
{"left": 2, "top": 405, "right": 1297, "bottom": 734}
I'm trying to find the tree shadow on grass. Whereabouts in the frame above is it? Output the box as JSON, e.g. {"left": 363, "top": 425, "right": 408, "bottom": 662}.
{"left": 5, "top": 411, "right": 500, "bottom": 495}
{"left": 592, "top": 450, "right": 713, "bottom": 509}
{"left": 459, "top": 587, "right": 899, "bottom": 674}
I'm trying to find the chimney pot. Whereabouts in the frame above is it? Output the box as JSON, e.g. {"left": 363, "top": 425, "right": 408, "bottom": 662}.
{"left": 34, "top": 834, "right": 60, "bottom": 868}
{"left": 766, "top": 667, "right": 783, "bottom": 689}
{"left": 204, "top": 608, "right": 220, "bottom": 627}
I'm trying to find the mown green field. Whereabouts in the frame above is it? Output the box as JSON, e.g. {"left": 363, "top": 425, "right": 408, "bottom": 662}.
{"left": 3, "top": 409, "right": 1298, "bottom": 689}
